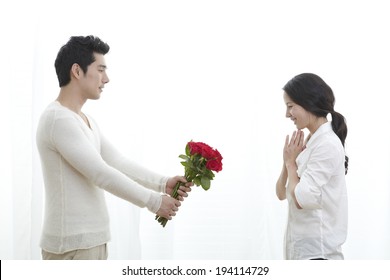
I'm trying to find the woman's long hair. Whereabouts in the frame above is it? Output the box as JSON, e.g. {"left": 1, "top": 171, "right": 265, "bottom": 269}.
{"left": 283, "top": 73, "right": 349, "bottom": 174}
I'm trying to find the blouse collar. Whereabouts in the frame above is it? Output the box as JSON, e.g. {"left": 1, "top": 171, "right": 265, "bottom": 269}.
{"left": 306, "top": 121, "right": 332, "bottom": 148}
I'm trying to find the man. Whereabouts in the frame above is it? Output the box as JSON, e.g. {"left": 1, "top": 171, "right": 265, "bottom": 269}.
{"left": 36, "top": 35, "right": 191, "bottom": 260}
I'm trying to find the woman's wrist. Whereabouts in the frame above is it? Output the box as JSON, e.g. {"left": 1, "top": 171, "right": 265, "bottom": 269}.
{"left": 285, "top": 161, "right": 297, "bottom": 170}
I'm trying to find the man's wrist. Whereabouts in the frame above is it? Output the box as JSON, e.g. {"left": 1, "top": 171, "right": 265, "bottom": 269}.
{"left": 146, "top": 192, "right": 162, "bottom": 214}
{"left": 161, "top": 176, "right": 170, "bottom": 194}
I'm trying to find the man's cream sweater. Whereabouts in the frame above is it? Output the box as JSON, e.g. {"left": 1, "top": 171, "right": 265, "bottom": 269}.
{"left": 36, "top": 101, "right": 168, "bottom": 254}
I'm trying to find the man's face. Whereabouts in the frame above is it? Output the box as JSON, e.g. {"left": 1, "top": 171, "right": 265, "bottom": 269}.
{"left": 80, "top": 53, "right": 109, "bottom": 100}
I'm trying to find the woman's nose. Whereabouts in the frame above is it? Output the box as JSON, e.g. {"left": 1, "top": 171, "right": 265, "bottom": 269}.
{"left": 285, "top": 108, "right": 291, "bottom": 118}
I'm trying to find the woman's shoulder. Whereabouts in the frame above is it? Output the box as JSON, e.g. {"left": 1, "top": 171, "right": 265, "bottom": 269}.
{"left": 312, "top": 131, "right": 344, "bottom": 158}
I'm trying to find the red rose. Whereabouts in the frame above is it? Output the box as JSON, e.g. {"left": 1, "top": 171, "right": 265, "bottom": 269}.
{"left": 200, "top": 144, "right": 214, "bottom": 160}
{"left": 188, "top": 141, "right": 202, "bottom": 155}
{"left": 213, "top": 149, "right": 223, "bottom": 161}
{"left": 206, "top": 159, "right": 223, "bottom": 172}
{"left": 188, "top": 141, "right": 215, "bottom": 160}
{"left": 156, "top": 140, "right": 223, "bottom": 227}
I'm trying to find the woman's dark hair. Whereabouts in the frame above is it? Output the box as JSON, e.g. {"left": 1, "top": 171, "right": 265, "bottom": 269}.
{"left": 283, "top": 73, "right": 349, "bottom": 174}
{"left": 54, "top": 35, "right": 110, "bottom": 87}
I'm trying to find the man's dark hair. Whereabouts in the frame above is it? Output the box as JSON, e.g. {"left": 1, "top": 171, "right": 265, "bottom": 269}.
{"left": 54, "top": 35, "right": 110, "bottom": 87}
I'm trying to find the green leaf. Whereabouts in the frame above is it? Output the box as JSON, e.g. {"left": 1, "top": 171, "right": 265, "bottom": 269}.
{"left": 201, "top": 177, "right": 211, "bottom": 191}
{"left": 193, "top": 177, "right": 201, "bottom": 186}
{"left": 179, "top": 154, "right": 188, "bottom": 160}
{"left": 205, "top": 169, "right": 215, "bottom": 179}
{"left": 187, "top": 161, "right": 194, "bottom": 170}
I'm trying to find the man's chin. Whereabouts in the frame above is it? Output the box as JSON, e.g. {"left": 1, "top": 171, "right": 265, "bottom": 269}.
{"left": 90, "top": 94, "right": 101, "bottom": 100}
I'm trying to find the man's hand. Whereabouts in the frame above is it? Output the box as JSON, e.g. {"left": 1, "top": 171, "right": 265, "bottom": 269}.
{"left": 156, "top": 196, "right": 181, "bottom": 220}
{"left": 166, "top": 176, "right": 193, "bottom": 201}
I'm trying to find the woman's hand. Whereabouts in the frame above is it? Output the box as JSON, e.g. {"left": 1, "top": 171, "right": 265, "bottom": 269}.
{"left": 283, "top": 130, "right": 304, "bottom": 209}
{"left": 283, "top": 130, "right": 305, "bottom": 167}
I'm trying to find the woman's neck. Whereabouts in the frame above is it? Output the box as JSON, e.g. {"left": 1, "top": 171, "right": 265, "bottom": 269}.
{"left": 307, "top": 116, "right": 328, "bottom": 135}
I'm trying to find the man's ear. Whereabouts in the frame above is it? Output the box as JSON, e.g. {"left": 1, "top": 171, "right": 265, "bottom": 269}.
{"left": 70, "top": 63, "right": 82, "bottom": 79}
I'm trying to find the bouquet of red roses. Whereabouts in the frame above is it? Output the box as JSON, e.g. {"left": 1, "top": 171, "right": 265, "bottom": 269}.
{"left": 156, "top": 141, "right": 223, "bottom": 227}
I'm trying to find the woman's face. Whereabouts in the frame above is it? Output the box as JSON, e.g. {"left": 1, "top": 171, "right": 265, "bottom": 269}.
{"left": 283, "top": 91, "right": 312, "bottom": 130}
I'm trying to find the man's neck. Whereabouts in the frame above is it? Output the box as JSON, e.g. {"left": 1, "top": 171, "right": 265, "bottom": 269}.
{"left": 56, "top": 86, "right": 87, "bottom": 114}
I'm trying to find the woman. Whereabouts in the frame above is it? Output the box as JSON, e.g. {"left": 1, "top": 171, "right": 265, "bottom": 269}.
{"left": 276, "top": 73, "right": 348, "bottom": 260}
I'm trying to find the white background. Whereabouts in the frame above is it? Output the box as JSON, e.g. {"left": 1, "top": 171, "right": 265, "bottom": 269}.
{"left": 1, "top": 0, "right": 389, "bottom": 260}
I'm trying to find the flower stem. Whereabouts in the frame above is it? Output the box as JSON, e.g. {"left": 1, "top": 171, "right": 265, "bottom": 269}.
{"left": 155, "top": 175, "right": 191, "bottom": 227}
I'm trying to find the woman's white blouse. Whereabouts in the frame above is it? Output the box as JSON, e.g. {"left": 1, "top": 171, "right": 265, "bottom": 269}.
{"left": 285, "top": 122, "right": 348, "bottom": 260}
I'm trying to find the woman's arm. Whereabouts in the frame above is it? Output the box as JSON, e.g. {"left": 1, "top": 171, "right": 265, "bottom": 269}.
{"left": 276, "top": 162, "right": 287, "bottom": 200}
{"left": 285, "top": 161, "right": 302, "bottom": 209}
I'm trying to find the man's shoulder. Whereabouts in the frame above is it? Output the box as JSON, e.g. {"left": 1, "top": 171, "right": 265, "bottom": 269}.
{"left": 40, "top": 101, "right": 73, "bottom": 120}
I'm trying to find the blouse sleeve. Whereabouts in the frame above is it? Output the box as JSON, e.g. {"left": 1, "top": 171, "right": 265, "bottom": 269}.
{"left": 294, "top": 142, "right": 339, "bottom": 209}
{"left": 50, "top": 116, "right": 162, "bottom": 213}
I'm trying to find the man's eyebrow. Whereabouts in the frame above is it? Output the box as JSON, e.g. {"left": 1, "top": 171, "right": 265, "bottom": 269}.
{"left": 98, "top": 64, "right": 107, "bottom": 69}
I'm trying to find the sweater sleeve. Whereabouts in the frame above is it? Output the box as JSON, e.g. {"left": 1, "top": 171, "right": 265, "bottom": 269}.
{"left": 98, "top": 131, "right": 169, "bottom": 194}
{"left": 50, "top": 115, "right": 161, "bottom": 213}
